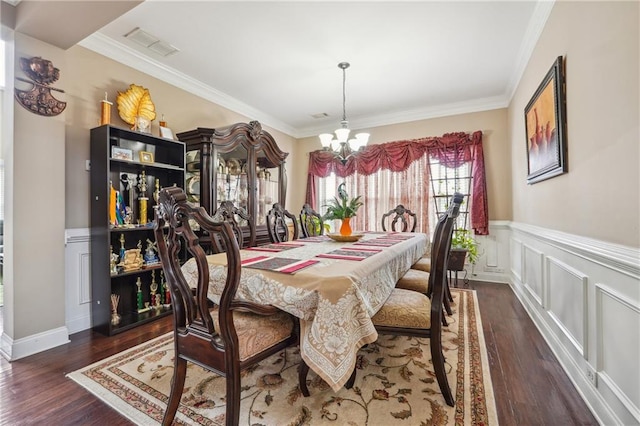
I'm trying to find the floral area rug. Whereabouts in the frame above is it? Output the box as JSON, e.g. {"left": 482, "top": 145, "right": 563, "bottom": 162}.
{"left": 67, "top": 289, "right": 497, "bottom": 425}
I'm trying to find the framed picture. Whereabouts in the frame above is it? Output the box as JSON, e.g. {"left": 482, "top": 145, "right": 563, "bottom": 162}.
{"left": 111, "top": 146, "right": 133, "bottom": 161}
{"left": 159, "top": 126, "right": 174, "bottom": 140}
{"left": 524, "top": 56, "right": 568, "bottom": 184}
{"left": 139, "top": 151, "right": 154, "bottom": 164}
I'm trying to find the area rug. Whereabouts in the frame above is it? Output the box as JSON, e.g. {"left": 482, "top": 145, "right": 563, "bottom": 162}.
{"left": 68, "top": 289, "right": 497, "bottom": 425}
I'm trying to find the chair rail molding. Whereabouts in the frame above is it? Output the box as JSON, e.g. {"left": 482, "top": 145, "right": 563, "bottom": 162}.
{"left": 509, "top": 221, "right": 640, "bottom": 278}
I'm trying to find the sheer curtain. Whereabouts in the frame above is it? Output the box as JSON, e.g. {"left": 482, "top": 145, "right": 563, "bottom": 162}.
{"left": 334, "top": 157, "right": 430, "bottom": 233}
{"left": 307, "top": 131, "right": 489, "bottom": 236}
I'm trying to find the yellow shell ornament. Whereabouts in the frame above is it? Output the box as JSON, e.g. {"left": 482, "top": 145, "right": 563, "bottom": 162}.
{"left": 116, "top": 84, "right": 156, "bottom": 128}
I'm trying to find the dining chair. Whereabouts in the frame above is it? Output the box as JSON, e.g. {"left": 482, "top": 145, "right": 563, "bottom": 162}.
{"left": 381, "top": 204, "right": 417, "bottom": 232}
{"left": 212, "top": 200, "right": 257, "bottom": 249}
{"left": 380, "top": 205, "right": 432, "bottom": 293}
{"left": 368, "top": 195, "right": 462, "bottom": 407}
{"left": 266, "top": 202, "right": 300, "bottom": 243}
{"left": 299, "top": 203, "right": 325, "bottom": 238}
{"left": 154, "top": 187, "right": 298, "bottom": 426}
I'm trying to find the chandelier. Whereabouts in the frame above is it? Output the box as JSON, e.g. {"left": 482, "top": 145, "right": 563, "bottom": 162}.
{"left": 319, "top": 62, "right": 369, "bottom": 163}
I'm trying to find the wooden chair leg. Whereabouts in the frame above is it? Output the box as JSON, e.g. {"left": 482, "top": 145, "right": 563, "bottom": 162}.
{"left": 446, "top": 275, "right": 454, "bottom": 302}
{"left": 345, "top": 367, "right": 357, "bottom": 389}
{"left": 299, "top": 360, "right": 310, "bottom": 397}
{"left": 443, "top": 287, "right": 453, "bottom": 316}
{"left": 163, "top": 357, "right": 187, "bottom": 426}
{"left": 226, "top": 366, "right": 242, "bottom": 426}
{"left": 430, "top": 332, "right": 454, "bottom": 407}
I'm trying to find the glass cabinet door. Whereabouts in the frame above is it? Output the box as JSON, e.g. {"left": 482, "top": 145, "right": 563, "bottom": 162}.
{"left": 256, "top": 152, "right": 281, "bottom": 227}
{"left": 185, "top": 149, "right": 201, "bottom": 205}
{"left": 215, "top": 144, "right": 249, "bottom": 226}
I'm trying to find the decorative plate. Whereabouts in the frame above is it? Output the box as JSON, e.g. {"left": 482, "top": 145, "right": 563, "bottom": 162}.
{"left": 327, "top": 233, "right": 364, "bottom": 242}
{"left": 226, "top": 158, "right": 241, "bottom": 175}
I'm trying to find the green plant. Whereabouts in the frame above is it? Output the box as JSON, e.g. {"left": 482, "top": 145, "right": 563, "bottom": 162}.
{"left": 323, "top": 183, "right": 363, "bottom": 220}
{"left": 451, "top": 229, "right": 478, "bottom": 264}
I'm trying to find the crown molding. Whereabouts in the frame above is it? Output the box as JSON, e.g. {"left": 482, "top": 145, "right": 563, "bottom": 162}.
{"left": 505, "top": 0, "right": 556, "bottom": 103}
{"left": 298, "top": 95, "right": 509, "bottom": 138}
{"left": 78, "top": 32, "right": 298, "bottom": 137}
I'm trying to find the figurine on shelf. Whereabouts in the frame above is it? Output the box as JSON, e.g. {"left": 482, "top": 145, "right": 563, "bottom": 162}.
{"left": 119, "top": 234, "right": 126, "bottom": 260}
{"left": 136, "top": 277, "right": 151, "bottom": 314}
{"left": 136, "top": 277, "right": 144, "bottom": 311}
{"left": 118, "top": 247, "right": 144, "bottom": 272}
{"left": 143, "top": 238, "right": 159, "bottom": 265}
{"left": 150, "top": 271, "right": 161, "bottom": 310}
{"left": 109, "top": 245, "right": 119, "bottom": 275}
{"left": 137, "top": 171, "right": 148, "bottom": 225}
{"left": 161, "top": 270, "right": 171, "bottom": 307}
{"left": 153, "top": 178, "right": 160, "bottom": 203}
{"left": 110, "top": 293, "right": 121, "bottom": 326}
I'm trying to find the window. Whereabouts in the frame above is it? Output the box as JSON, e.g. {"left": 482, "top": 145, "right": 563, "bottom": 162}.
{"left": 317, "top": 156, "right": 430, "bottom": 234}
{"left": 428, "top": 156, "right": 472, "bottom": 235}
{"left": 308, "top": 131, "right": 488, "bottom": 237}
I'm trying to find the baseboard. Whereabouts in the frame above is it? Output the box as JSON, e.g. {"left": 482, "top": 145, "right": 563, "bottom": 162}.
{"left": 0, "top": 326, "right": 70, "bottom": 361}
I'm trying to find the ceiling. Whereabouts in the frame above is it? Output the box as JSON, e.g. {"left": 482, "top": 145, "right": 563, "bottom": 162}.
{"left": 10, "top": 1, "right": 554, "bottom": 138}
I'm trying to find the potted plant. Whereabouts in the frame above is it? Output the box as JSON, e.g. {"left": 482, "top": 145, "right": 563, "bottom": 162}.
{"left": 448, "top": 229, "right": 478, "bottom": 271}
{"left": 323, "top": 183, "right": 363, "bottom": 236}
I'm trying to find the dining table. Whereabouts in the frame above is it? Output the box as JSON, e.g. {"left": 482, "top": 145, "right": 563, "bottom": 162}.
{"left": 181, "top": 231, "right": 428, "bottom": 391}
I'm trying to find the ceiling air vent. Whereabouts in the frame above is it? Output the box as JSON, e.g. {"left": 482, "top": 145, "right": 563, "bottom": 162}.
{"left": 124, "top": 27, "right": 179, "bottom": 57}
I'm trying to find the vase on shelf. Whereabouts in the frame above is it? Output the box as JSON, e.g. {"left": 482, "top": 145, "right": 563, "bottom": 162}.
{"left": 340, "top": 217, "right": 352, "bottom": 236}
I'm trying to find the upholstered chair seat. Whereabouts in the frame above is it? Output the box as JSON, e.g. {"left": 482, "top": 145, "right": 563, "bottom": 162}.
{"left": 371, "top": 288, "right": 431, "bottom": 329}
{"left": 411, "top": 256, "right": 431, "bottom": 272}
{"left": 211, "top": 307, "right": 294, "bottom": 361}
{"left": 396, "top": 269, "right": 430, "bottom": 293}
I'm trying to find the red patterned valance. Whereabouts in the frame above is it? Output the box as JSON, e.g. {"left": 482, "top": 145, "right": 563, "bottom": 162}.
{"left": 307, "top": 131, "right": 489, "bottom": 235}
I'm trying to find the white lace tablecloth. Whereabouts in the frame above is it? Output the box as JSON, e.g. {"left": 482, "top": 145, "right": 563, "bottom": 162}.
{"left": 181, "top": 232, "right": 427, "bottom": 391}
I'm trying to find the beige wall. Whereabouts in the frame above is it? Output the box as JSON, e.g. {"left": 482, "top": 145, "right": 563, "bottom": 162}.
{"left": 9, "top": 34, "right": 67, "bottom": 339}
{"left": 508, "top": 1, "right": 639, "bottom": 247}
{"left": 292, "top": 109, "right": 511, "bottom": 222}
{"left": 64, "top": 45, "right": 298, "bottom": 228}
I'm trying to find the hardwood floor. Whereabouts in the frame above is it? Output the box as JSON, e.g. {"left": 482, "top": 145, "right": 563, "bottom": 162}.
{"left": 0, "top": 282, "right": 598, "bottom": 425}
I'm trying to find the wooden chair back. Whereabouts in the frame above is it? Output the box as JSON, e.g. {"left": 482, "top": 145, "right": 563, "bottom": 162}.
{"left": 211, "top": 200, "right": 256, "bottom": 250}
{"left": 266, "top": 203, "right": 299, "bottom": 242}
{"left": 381, "top": 204, "right": 417, "bottom": 232}
{"left": 299, "top": 203, "right": 324, "bottom": 238}
{"left": 154, "top": 187, "right": 296, "bottom": 425}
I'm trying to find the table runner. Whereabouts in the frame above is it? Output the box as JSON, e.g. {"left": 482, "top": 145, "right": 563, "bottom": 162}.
{"left": 181, "top": 232, "right": 427, "bottom": 391}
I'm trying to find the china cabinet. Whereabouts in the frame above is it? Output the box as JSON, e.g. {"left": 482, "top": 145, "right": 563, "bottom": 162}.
{"left": 90, "top": 125, "right": 185, "bottom": 335}
{"left": 176, "top": 121, "right": 288, "bottom": 246}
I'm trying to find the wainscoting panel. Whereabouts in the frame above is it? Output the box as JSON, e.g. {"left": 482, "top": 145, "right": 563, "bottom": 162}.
{"left": 510, "top": 237, "right": 523, "bottom": 283}
{"left": 468, "top": 221, "right": 511, "bottom": 283}
{"left": 65, "top": 228, "right": 92, "bottom": 334}
{"left": 596, "top": 283, "right": 640, "bottom": 424}
{"left": 523, "top": 244, "right": 544, "bottom": 307}
{"left": 509, "top": 222, "right": 640, "bottom": 426}
{"left": 546, "top": 256, "right": 588, "bottom": 358}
